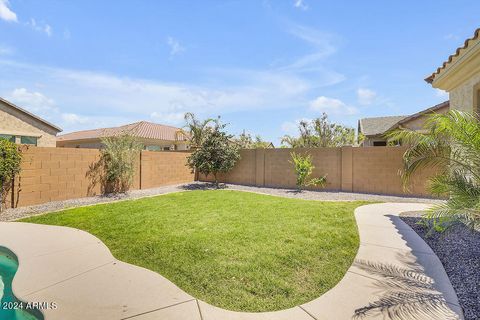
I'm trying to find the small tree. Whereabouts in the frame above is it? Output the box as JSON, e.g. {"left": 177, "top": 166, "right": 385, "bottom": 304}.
{"left": 98, "top": 133, "right": 142, "bottom": 193}
{"left": 290, "top": 152, "right": 326, "bottom": 191}
{"left": 0, "top": 139, "right": 22, "bottom": 211}
{"left": 187, "top": 120, "right": 240, "bottom": 187}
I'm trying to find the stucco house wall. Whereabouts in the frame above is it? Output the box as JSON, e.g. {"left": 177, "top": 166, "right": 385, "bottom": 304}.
{"left": 399, "top": 104, "right": 449, "bottom": 132}
{"left": 427, "top": 29, "right": 480, "bottom": 113}
{"left": 57, "top": 137, "right": 188, "bottom": 151}
{"left": 0, "top": 98, "right": 61, "bottom": 147}
{"left": 449, "top": 72, "right": 480, "bottom": 113}
{"left": 362, "top": 136, "right": 387, "bottom": 147}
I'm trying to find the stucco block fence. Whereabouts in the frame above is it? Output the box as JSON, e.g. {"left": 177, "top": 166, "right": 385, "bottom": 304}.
{"left": 200, "top": 147, "right": 439, "bottom": 197}
{"left": 5, "top": 147, "right": 195, "bottom": 208}
{"left": 4, "top": 146, "right": 439, "bottom": 209}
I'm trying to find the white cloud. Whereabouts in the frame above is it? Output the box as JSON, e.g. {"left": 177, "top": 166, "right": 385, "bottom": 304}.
{"left": 45, "top": 24, "right": 52, "bottom": 37}
{"left": 293, "top": 0, "right": 308, "bottom": 10}
{"left": 8, "top": 88, "right": 58, "bottom": 116}
{"left": 280, "top": 24, "right": 344, "bottom": 86}
{"left": 0, "top": 60, "right": 327, "bottom": 133}
{"left": 27, "top": 18, "right": 52, "bottom": 36}
{"left": 309, "top": 96, "right": 357, "bottom": 115}
{"left": 435, "top": 89, "right": 448, "bottom": 98}
{"left": 61, "top": 113, "right": 89, "bottom": 125}
{"left": 0, "top": 0, "right": 17, "bottom": 22}
{"left": 287, "top": 25, "right": 337, "bottom": 59}
{"left": 357, "top": 88, "right": 377, "bottom": 105}
{"left": 167, "top": 36, "right": 185, "bottom": 57}
{"left": 150, "top": 111, "right": 185, "bottom": 125}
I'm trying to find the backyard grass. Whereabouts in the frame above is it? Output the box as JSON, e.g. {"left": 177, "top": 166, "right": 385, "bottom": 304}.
{"left": 21, "top": 190, "right": 368, "bottom": 312}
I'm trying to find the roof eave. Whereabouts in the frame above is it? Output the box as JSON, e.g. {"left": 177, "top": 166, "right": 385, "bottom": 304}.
{"left": 0, "top": 97, "right": 62, "bottom": 132}
{"left": 426, "top": 28, "right": 480, "bottom": 88}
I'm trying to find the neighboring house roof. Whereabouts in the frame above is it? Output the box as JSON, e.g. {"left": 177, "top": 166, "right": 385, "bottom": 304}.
{"left": 0, "top": 96, "right": 62, "bottom": 132}
{"left": 387, "top": 100, "right": 449, "bottom": 131}
{"left": 57, "top": 121, "right": 189, "bottom": 142}
{"left": 358, "top": 116, "right": 407, "bottom": 137}
{"left": 425, "top": 28, "right": 480, "bottom": 84}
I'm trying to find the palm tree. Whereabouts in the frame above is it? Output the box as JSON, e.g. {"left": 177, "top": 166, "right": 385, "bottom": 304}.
{"left": 183, "top": 112, "right": 215, "bottom": 148}
{"left": 388, "top": 110, "right": 480, "bottom": 229}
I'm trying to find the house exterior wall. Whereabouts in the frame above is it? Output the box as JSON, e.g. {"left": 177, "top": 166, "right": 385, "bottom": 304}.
{"left": 57, "top": 137, "right": 189, "bottom": 150}
{"left": 0, "top": 101, "right": 58, "bottom": 147}
{"left": 362, "top": 135, "right": 387, "bottom": 147}
{"left": 400, "top": 104, "right": 450, "bottom": 131}
{"left": 449, "top": 72, "right": 480, "bottom": 113}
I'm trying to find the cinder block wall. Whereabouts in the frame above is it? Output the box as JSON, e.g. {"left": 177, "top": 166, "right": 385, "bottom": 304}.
{"left": 4, "top": 145, "right": 439, "bottom": 209}
{"left": 140, "top": 151, "right": 194, "bottom": 189}
{"left": 200, "top": 146, "right": 437, "bottom": 197}
{"left": 5, "top": 147, "right": 194, "bottom": 208}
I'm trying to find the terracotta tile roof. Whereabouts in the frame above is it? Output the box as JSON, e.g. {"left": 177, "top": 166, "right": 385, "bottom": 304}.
{"left": 358, "top": 115, "right": 407, "bottom": 137}
{"left": 425, "top": 28, "right": 480, "bottom": 84}
{"left": 57, "top": 121, "right": 188, "bottom": 142}
{"left": 0, "top": 96, "right": 62, "bottom": 132}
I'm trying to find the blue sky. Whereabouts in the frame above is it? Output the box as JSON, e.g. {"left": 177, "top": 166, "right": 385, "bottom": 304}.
{"left": 0, "top": 1, "right": 478, "bottom": 145}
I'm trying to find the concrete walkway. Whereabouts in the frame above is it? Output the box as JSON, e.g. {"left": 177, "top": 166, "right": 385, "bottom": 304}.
{"left": 0, "top": 202, "right": 463, "bottom": 319}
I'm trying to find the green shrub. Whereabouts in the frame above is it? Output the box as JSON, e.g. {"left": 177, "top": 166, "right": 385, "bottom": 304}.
{"left": 290, "top": 152, "right": 326, "bottom": 191}
{"left": 97, "top": 133, "right": 142, "bottom": 193}
{"left": 0, "top": 138, "right": 22, "bottom": 210}
{"left": 388, "top": 110, "right": 480, "bottom": 230}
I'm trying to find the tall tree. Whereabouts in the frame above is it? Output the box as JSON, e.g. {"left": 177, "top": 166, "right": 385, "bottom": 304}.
{"left": 281, "top": 113, "right": 361, "bottom": 148}
{"left": 183, "top": 112, "right": 215, "bottom": 148}
{"left": 235, "top": 131, "right": 273, "bottom": 149}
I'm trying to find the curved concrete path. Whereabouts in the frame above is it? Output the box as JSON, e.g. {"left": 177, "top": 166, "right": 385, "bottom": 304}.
{"left": 0, "top": 203, "right": 463, "bottom": 320}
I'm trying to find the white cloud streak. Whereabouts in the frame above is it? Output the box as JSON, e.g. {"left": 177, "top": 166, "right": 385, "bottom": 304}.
{"left": 293, "top": 0, "right": 308, "bottom": 10}
{"left": 27, "top": 18, "right": 52, "bottom": 36}
{"left": 0, "top": 60, "right": 324, "bottom": 132}
{"left": 0, "top": 24, "right": 345, "bottom": 132}
{"left": 167, "top": 36, "right": 185, "bottom": 57}
{"left": 8, "top": 88, "right": 58, "bottom": 115}
{"left": 0, "top": 0, "right": 17, "bottom": 22}
{"left": 357, "top": 88, "right": 377, "bottom": 105}
{"left": 309, "top": 96, "right": 357, "bottom": 115}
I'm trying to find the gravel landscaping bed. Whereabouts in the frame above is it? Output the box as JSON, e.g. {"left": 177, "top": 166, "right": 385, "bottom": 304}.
{"left": 0, "top": 183, "right": 188, "bottom": 222}
{"left": 1, "top": 182, "right": 443, "bottom": 222}
{"left": 400, "top": 212, "right": 480, "bottom": 320}
{"left": 214, "top": 183, "right": 445, "bottom": 204}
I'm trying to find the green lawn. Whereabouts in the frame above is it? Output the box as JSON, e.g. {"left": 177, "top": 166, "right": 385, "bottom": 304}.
{"left": 21, "top": 190, "right": 368, "bottom": 311}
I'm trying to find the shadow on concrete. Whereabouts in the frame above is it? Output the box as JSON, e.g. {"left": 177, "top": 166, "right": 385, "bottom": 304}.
{"left": 352, "top": 214, "right": 460, "bottom": 320}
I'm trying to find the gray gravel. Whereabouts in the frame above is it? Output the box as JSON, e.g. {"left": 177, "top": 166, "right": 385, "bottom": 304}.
{"left": 400, "top": 212, "right": 480, "bottom": 320}
{"left": 0, "top": 183, "right": 188, "bottom": 222}
{"left": 1, "top": 182, "right": 443, "bottom": 222}
{"left": 214, "top": 183, "right": 444, "bottom": 204}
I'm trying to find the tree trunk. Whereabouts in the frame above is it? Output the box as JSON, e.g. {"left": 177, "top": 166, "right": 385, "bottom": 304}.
{"left": 214, "top": 173, "right": 218, "bottom": 188}
{"left": 0, "top": 178, "right": 4, "bottom": 213}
